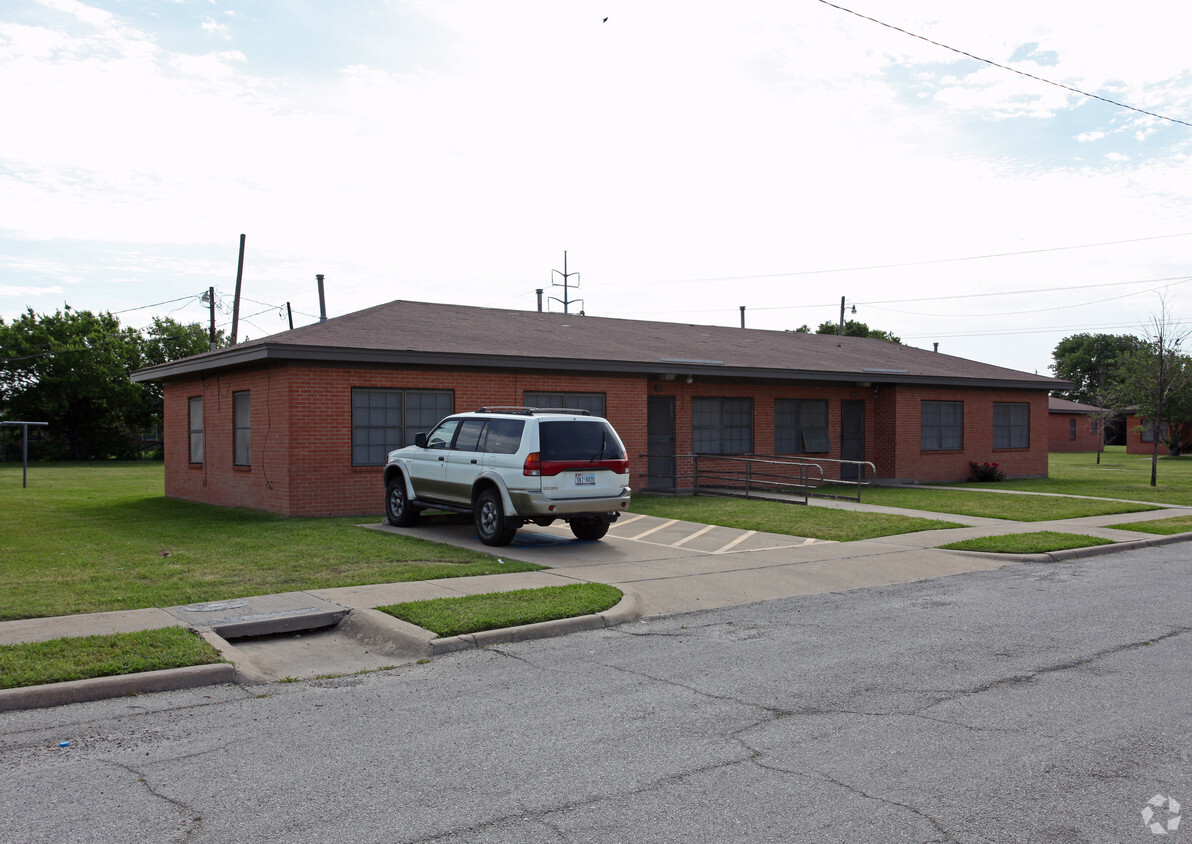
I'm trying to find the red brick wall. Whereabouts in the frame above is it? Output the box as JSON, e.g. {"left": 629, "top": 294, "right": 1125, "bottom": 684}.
{"left": 160, "top": 363, "right": 1053, "bottom": 515}
{"left": 163, "top": 366, "right": 293, "bottom": 513}
{"left": 1048, "top": 412, "right": 1103, "bottom": 453}
{"left": 1122, "top": 413, "right": 1189, "bottom": 455}
{"left": 878, "top": 385, "right": 1050, "bottom": 482}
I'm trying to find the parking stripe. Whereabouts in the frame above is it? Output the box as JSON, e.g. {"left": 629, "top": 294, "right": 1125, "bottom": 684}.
{"left": 628, "top": 519, "right": 678, "bottom": 540}
{"left": 670, "top": 524, "right": 716, "bottom": 548}
{"left": 714, "top": 530, "right": 756, "bottom": 554}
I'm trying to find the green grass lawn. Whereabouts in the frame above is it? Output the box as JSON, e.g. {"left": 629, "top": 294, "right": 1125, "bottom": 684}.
{"left": 939, "top": 531, "right": 1117, "bottom": 555}
{"left": 0, "top": 462, "right": 540, "bottom": 621}
{"left": 0, "top": 627, "right": 224, "bottom": 690}
{"left": 973, "top": 447, "right": 1192, "bottom": 506}
{"left": 851, "top": 486, "right": 1157, "bottom": 521}
{"left": 628, "top": 494, "right": 962, "bottom": 540}
{"left": 379, "top": 583, "right": 624, "bottom": 638}
{"left": 1110, "top": 514, "right": 1192, "bottom": 535}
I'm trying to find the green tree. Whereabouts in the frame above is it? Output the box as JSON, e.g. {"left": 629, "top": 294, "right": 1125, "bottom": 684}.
{"left": 1, "top": 307, "right": 148, "bottom": 459}
{"left": 0, "top": 309, "right": 214, "bottom": 460}
{"left": 812, "top": 320, "right": 901, "bottom": 343}
{"left": 1050, "top": 333, "right": 1141, "bottom": 405}
{"left": 138, "top": 316, "right": 218, "bottom": 420}
{"left": 1111, "top": 300, "right": 1192, "bottom": 483}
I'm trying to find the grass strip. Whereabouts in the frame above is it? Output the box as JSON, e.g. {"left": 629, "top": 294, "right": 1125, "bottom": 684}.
{"left": 851, "top": 487, "right": 1157, "bottom": 521}
{"left": 378, "top": 583, "right": 623, "bottom": 638}
{"left": 939, "top": 531, "right": 1116, "bottom": 555}
{"left": 1108, "top": 515, "right": 1192, "bottom": 535}
{"left": 0, "top": 462, "right": 540, "bottom": 620}
{"left": 0, "top": 627, "right": 224, "bottom": 690}
{"left": 628, "top": 495, "right": 961, "bottom": 540}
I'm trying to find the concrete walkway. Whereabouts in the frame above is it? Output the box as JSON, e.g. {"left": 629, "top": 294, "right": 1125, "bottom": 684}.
{"left": 3, "top": 498, "right": 1191, "bottom": 710}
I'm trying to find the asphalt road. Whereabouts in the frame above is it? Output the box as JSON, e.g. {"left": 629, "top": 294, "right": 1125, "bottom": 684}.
{"left": 3, "top": 544, "right": 1191, "bottom": 844}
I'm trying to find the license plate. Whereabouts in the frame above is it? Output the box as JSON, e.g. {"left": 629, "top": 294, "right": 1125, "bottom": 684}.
{"left": 574, "top": 472, "right": 596, "bottom": 486}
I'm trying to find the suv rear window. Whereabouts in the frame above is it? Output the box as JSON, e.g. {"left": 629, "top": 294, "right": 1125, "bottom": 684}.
{"left": 539, "top": 420, "right": 623, "bottom": 461}
{"left": 484, "top": 419, "right": 525, "bottom": 454}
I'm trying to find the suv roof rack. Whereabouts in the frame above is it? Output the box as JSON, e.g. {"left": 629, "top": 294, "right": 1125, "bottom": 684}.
{"left": 475, "top": 406, "right": 592, "bottom": 416}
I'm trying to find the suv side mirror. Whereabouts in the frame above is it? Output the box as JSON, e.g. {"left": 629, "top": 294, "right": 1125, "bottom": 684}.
{"left": 414, "top": 432, "right": 428, "bottom": 448}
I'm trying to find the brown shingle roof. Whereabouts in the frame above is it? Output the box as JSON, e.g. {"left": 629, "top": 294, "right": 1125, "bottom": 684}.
{"left": 1049, "top": 397, "right": 1103, "bottom": 414}
{"left": 133, "top": 299, "right": 1067, "bottom": 390}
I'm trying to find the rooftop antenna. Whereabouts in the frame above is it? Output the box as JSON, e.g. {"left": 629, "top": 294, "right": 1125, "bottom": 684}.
{"left": 549, "top": 251, "right": 584, "bottom": 315}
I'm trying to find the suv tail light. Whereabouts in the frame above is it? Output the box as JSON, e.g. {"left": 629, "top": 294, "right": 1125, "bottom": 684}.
{"left": 523, "top": 452, "right": 541, "bottom": 476}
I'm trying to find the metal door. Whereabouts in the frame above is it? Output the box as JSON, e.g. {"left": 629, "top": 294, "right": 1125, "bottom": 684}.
{"left": 841, "top": 400, "right": 865, "bottom": 480}
{"left": 647, "top": 396, "right": 676, "bottom": 490}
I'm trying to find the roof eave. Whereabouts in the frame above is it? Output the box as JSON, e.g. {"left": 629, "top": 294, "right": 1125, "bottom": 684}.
{"left": 131, "top": 344, "right": 1066, "bottom": 391}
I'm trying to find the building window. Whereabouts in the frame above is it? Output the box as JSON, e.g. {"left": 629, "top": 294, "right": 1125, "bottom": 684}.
{"left": 1140, "top": 420, "right": 1167, "bottom": 443}
{"left": 233, "top": 391, "right": 251, "bottom": 466}
{"left": 352, "top": 389, "right": 453, "bottom": 466}
{"left": 921, "top": 401, "right": 962, "bottom": 451}
{"left": 188, "top": 396, "right": 204, "bottom": 464}
{"left": 1091, "top": 419, "right": 1099, "bottom": 435}
{"left": 693, "top": 397, "right": 753, "bottom": 454}
{"left": 993, "top": 402, "right": 1030, "bottom": 449}
{"left": 775, "top": 399, "right": 830, "bottom": 453}
{"left": 523, "top": 391, "right": 606, "bottom": 416}
{"left": 1069, "top": 418, "right": 1076, "bottom": 441}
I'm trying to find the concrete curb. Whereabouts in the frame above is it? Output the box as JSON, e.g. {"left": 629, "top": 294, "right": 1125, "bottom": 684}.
{"left": 0, "top": 663, "right": 236, "bottom": 713}
{"left": 0, "top": 590, "right": 645, "bottom": 711}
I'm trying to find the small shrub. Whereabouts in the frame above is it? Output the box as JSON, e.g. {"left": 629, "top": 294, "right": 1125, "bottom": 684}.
{"left": 969, "top": 461, "right": 1004, "bottom": 482}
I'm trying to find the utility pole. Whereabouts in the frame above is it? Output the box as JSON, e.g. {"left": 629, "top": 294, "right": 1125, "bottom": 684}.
{"left": 206, "top": 286, "right": 216, "bottom": 351}
{"left": 230, "top": 234, "right": 246, "bottom": 345}
{"left": 549, "top": 251, "right": 583, "bottom": 315}
{"left": 838, "top": 296, "right": 845, "bottom": 336}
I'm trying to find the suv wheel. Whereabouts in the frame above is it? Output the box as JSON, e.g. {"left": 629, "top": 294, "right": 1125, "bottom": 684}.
{"left": 386, "top": 477, "right": 421, "bottom": 527}
{"left": 569, "top": 517, "right": 610, "bottom": 541}
{"left": 475, "top": 488, "right": 518, "bottom": 546}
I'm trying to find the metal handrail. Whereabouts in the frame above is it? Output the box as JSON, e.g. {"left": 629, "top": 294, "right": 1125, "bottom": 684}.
{"left": 639, "top": 453, "right": 876, "bottom": 503}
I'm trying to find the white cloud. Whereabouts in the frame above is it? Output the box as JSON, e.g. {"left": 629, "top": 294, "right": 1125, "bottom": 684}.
{"left": 1, "top": 0, "right": 1192, "bottom": 376}
{"left": 200, "top": 18, "right": 229, "bottom": 39}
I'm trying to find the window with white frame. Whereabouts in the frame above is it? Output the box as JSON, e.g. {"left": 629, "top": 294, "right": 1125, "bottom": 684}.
{"left": 188, "top": 396, "right": 204, "bottom": 464}
{"left": 233, "top": 391, "right": 251, "bottom": 466}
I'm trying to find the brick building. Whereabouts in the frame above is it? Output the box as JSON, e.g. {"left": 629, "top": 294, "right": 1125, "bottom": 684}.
{"left": 132, "top": 300, "right": 1067, "bottom": 517}
{"left": 1047, "top": 397, "right": 1104, "bottom": 452}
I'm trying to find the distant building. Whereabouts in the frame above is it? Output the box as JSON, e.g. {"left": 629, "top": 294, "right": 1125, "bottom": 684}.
{"left": 133, "top": 300, "right": 1068, "bottom": 516}
{"left": 1047, "top": 397, "right": 1104, "bottom": 453}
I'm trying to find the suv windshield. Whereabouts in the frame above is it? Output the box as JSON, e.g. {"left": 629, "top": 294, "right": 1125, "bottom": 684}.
{"left": 538, "top": 419, "right": 623, "bottom": 461}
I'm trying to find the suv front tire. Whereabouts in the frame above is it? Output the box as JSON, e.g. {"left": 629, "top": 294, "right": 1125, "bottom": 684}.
{"left": 474, "top": 487, "right": 518, "bottom": 546}
{"left": 385, "top": 476, "right": 421, "bottom": 527}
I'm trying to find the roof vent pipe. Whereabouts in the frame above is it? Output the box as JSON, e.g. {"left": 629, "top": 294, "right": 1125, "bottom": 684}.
{"left": 740, "top": 305, "right": 745, "bottom": 328}
{"left": 536, "top": 288, "right": 543, "bottom": 312}
{"left": 316, "top": 274, "right": 327, "bottom": 323}
{"left": 933, "top": 342, "right": 939, "bottom": 352}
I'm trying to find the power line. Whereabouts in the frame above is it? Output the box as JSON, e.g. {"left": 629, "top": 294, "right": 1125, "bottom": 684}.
{"left": 601, "top": 272, "right": 1192, "bottom": 319}
{"left": 599, "top": 232, "right": 1192, "bottom": 288}
{"left": 816, "top": 0, "right": 1192, "bottom": 128}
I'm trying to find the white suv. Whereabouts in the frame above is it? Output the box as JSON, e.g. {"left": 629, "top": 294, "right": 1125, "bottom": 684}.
{"left": 383, "top": 407, "right": 632, "bottom": 546}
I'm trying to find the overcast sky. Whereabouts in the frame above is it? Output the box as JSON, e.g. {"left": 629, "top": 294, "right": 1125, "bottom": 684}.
{"left": 3, "top": 0, "right": 1191, "bottom": 376}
